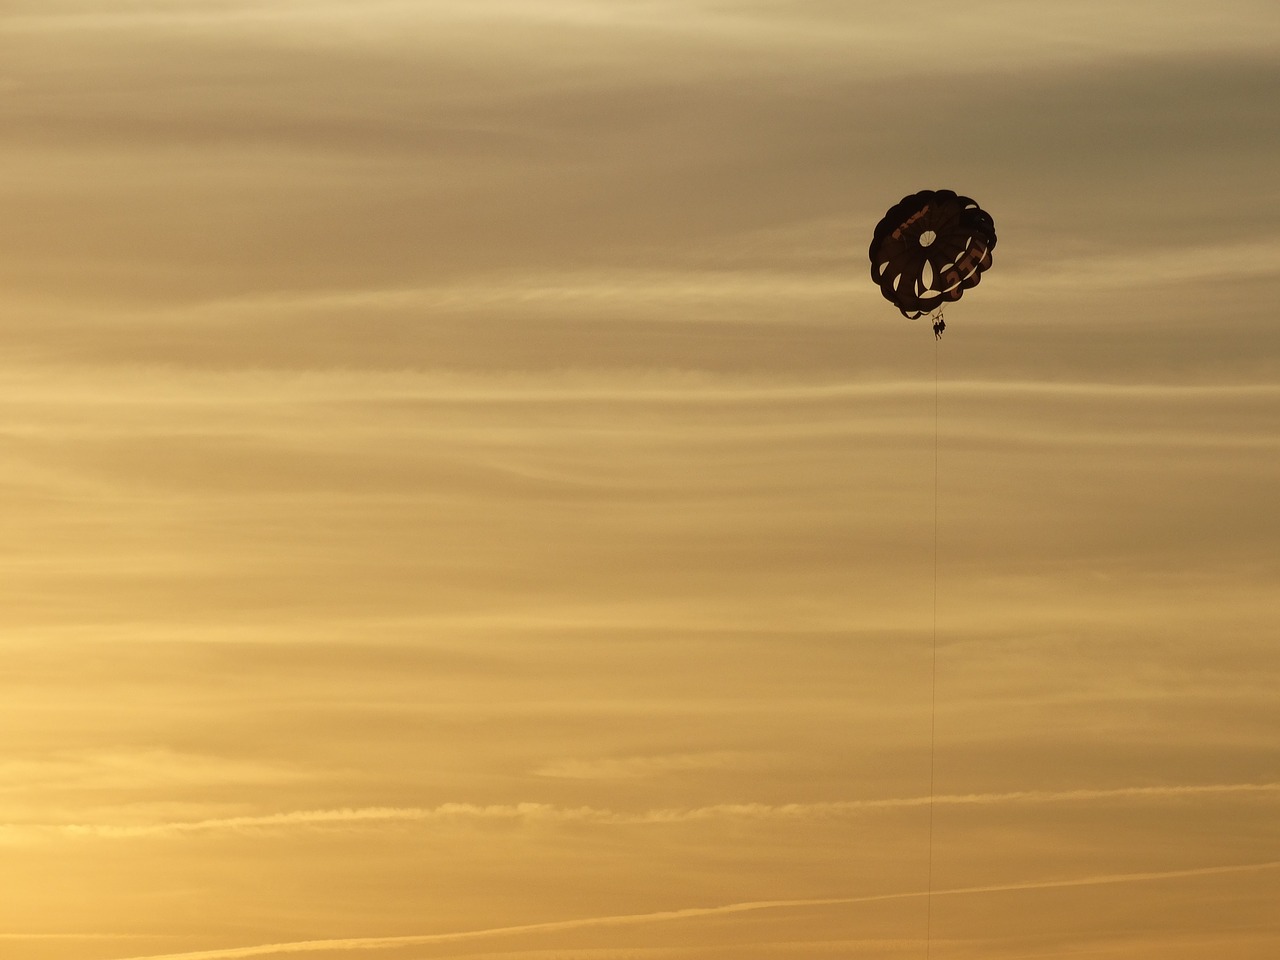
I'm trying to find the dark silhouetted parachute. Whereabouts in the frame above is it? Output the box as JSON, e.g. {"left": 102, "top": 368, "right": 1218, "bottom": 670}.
{"left": 868, "top": 189, "right": 996, "bottom": 320}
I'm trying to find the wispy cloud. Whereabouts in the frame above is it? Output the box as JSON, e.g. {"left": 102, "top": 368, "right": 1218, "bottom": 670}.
{"left": 533, "top": 751, "right": 755, "bottom": 780}
{"left": 0, "top": 934, "right": 161, "bottom": 941}
{"left": 635, "top": 782, "right": 1280, "bottom": 821}
{"left": 0, "top": 750, "right": 310, "bottom": 794}
{"left": 3, "top": 356, "right": 1276, "bottom": 408}
{"left": 107, "top": 859, "right": 1280, "bottom": 960}
{"left": 7, "top": 782, "right": 1276, "bottom": 843}
{"left": 1007, "top": 238, "right": 1280, "bottom": 295}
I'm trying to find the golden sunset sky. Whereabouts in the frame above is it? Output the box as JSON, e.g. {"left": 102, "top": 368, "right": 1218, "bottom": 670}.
{"left": 2, "top": 2, "right": 1278, "bottom": 958}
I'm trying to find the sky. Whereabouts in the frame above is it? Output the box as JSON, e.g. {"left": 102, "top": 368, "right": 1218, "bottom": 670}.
{"left": 2, "top": 1, "right": 1278, "bottom": 958}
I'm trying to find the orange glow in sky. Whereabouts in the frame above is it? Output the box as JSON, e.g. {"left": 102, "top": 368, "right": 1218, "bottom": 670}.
{"left": 2, "top": 3, "right": 1278, "bottom": 959}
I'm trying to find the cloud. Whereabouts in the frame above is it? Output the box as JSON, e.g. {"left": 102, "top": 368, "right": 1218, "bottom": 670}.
{"left": 0, "top": 934, "right": 159, "bottom": 941}
{"left": 1003, "top": 239, "right": 1280, "bottom": 297}
{"left": 533, "top": 751, "right": 755, "bottom": 780}
{"left": 7, "top": 782, "right": 1276, "bottom": 844}
{"left": 0, "top": 750, "right": 309, "bottom": 794}
{"left": 105, "top": 859, "right": 1280, "bottom": 960}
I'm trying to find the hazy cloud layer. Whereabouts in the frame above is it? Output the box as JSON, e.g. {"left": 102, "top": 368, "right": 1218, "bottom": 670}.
{"left": 102, "top": 860, "right": 1280, "bottom": 960}
{"left": 2, "top": 2, "right": 1278, "bottom": 958}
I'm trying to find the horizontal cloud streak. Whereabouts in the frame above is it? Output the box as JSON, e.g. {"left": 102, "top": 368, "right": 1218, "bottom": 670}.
{"left": 108, "top": 860, "right": 1280, "bottom": 960}
{"left": 533, "top": 751, "right": 755, "bottom": 780}
{"left": 0, "top": 934, "right": 158, "bottom": 941}
{"left": 7, "top": 782, "right": 1276, "bottom": 843}
{"left": 3, "top": 362, "right": 1277, "bottom": 405}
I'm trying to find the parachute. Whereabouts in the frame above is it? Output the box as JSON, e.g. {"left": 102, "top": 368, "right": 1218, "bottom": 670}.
{"left": 868, "top": 189, "right": 996, "bottom": 321}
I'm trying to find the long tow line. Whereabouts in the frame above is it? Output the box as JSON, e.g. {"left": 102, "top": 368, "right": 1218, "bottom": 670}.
{"left": 925, "top": 334, "right": 940, "bottom": 958}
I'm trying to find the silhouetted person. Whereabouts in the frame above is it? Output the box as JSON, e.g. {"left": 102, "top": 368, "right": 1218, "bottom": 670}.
{"left": 933, "top": 317, "right": 945, "bottom": 339}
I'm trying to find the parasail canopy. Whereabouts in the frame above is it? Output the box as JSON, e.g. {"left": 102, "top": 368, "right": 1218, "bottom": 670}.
{"left": 868, "top": 189, "right": 996, "bottom": 320}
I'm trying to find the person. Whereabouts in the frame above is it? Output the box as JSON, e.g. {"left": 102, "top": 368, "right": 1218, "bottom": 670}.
{"left": 933, "top": 317, "right": 945, "bottom": 339}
